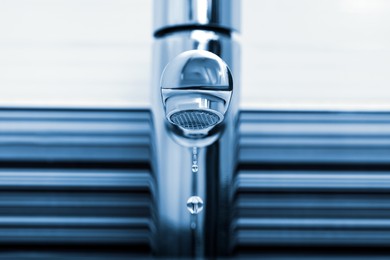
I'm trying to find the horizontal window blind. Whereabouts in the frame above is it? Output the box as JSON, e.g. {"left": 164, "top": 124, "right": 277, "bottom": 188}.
{"left": 234, "top": 111, "right": 390, "bottom": 258}
{"left": 0, "top": 109, "right": 155, "bottom": 259}
{"left": 2, "top": 109, "right": 390, "bottom": 258}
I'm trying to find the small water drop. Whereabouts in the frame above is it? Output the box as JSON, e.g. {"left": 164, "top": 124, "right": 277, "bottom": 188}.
{"left": 186, "top": 196, "right": 204, "bottom": 214}
{"left": 190, "top": 222, "right": 197, "bottom": 229}
{"left": 192, "top": 164, "right": 199, "bottom": 173}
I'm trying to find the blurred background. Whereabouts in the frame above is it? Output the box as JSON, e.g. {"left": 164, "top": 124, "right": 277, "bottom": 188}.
{"left": 1, "top": 0, "right": 390, "bottom": 110}
{"left": 1, "top": 0, "right": 390, "bottom": 259}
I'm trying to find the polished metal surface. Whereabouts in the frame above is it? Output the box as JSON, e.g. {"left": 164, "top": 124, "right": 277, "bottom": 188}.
{"left": 160, "top": 50, "right": 232, "bottom": 91}
{"left": 154, "top": 0, "right": 240, "bottom": 33}
{"left": 153, "top": 30, "right": 240, "bottom": 257}
{"left": 152, "top": 0, "right": 240, "bottom": 257}
{"left": 161, "top": 49, "right": 233, "bottom": 138}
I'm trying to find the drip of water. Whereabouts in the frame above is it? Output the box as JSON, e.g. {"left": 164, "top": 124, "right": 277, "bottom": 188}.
{"left": 190, "top": 222, "right": 197, "bottom": 229}
{"left": 188, "top": 147, "right": 204, "bottom": 255}
{"left": 192, "top": 147, "right": 198, "bottom": 172}
{"left": 187, "top": 147, "right": 203, "bottom": 215}
{"left": 186, "top": 196, "right": 204, "bottom": 214}
{"left": 192, "top": 164, "right": 199, "bottom": 173}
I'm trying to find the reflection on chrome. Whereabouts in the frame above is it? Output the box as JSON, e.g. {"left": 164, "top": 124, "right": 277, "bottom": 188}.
{"left": 152, "top": 0, "right": 240, "bottom": 257}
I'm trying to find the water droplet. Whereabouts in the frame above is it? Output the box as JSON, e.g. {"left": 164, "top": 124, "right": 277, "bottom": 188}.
{"left": 186, "top": 196, "right": 204, "bottom": 214}
{"left": 190, "top": 222, "right": 197, "bottom": 229}
{"left": 192, "top": 164, "right": 199, "bottom": 173}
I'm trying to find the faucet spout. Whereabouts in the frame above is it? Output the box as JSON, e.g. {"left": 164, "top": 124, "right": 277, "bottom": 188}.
{"left": 161, "top": 50, "right": 233, "bottom": 141}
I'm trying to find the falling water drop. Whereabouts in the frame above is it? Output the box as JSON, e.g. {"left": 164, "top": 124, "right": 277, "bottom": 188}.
{"left": 190, "top": 222, "right": 197, "bottom": 229}
{"left": 191, "top": 164, "right": 199, "bottom": 173}
{"left": 186, "top": 196, "right": 204, "bottom": 214}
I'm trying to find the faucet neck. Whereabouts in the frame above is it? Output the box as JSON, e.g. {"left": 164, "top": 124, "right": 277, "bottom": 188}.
{"left": 153, "top": 0, "right": 241, "bottom": 36}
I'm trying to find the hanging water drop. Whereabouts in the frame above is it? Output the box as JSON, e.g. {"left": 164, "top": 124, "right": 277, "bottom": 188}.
{"left": 186, "top": 196, "right": 204, "bottom": 214}
{"left": 192, "top": 147, "right": 198, "bottom": 173}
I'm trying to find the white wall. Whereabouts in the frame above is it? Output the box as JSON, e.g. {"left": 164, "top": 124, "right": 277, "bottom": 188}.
{"left": 0, "top": 0, "right": 152, "bottom": 108}
{"left": 242, "top": 0, "right": 390, "bottom": 110}
{"left": 1, "top": 0, "right": 390, "bottom": 110}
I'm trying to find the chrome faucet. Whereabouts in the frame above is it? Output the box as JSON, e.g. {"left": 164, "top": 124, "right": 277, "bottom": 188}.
{"left": 161, "top": 50, "right": 233, "bottom": 143}
{"left": 152, "top": 0, "right": 240, "bottom": 257}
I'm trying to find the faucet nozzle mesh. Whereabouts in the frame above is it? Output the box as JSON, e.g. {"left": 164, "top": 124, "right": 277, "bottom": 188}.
{"left": 169, "top": 110, "right": 221, "bottom": 130}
